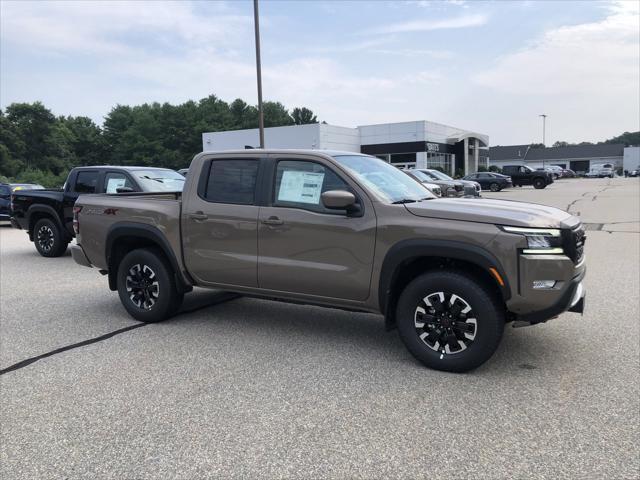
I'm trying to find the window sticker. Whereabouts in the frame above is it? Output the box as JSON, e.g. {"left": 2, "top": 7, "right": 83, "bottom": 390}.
{"left": 106, "top": 177, "right": 127, "bottom": 193}
{"left": 278, "top": 170, "right": 325, "bottom": 204}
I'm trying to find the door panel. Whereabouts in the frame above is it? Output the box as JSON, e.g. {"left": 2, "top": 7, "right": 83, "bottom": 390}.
{"left": 257, "top": 159, "right": 376, "bottom": 301}
{"left": 182, "top": 159, "right": 260, "bottom": 287}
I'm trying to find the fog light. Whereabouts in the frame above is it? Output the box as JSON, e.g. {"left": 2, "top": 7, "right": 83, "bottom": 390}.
{"left": 533, "top": 280, "right": 556, "bottom": 289}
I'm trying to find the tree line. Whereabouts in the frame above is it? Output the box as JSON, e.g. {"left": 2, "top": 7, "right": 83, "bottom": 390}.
{"left": 0, "top": 96, "right": 318, "bottom": 187}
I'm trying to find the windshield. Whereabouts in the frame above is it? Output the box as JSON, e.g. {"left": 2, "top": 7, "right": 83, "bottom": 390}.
{"left": 424, "top": 169, "right": 453, "bottom": 181}
{"left": 333, "top": 155, "right": 435, "bottom": 203}
{"left": 132, "top": 169, "right": 185, "bottom": 192}
{"left": 408, "top": 170, "right": 431, "bottom": 182}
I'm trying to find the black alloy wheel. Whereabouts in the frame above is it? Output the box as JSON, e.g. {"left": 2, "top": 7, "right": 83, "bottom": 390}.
{"left": 37, "top": 224, "right": 54, "bottom": 254}
{"left": 117, "top": 248, "right": 183, "bottom": 322}
{"left": 396, "top": 270, "right": 505, "bottom": 372}
{"left": 413, "top": 292, "right": 477, "bottom": 355}
{"left": 33, "top": 218, "right": 68, "bottom": 257}
{"left": 126, "top": 263, "right": 160, "bottom": 311}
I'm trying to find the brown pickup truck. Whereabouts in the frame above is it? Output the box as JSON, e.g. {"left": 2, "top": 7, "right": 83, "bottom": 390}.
{"left": 72, "top": 150, "right": 586, "bottom": 372}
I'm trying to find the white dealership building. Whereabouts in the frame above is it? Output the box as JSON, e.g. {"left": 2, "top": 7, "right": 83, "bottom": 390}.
{"left": 202, "top": 121, "right": 489, "bottom": 176}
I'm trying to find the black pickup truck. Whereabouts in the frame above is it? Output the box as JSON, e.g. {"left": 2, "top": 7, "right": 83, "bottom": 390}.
{"left": 11, "top": 166, "right": 185, "bottom": 257}
{"left": 501, "top": 165, "right": 554, "bottom": 189}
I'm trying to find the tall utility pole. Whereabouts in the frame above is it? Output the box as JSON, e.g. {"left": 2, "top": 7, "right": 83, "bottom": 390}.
{"left": 539, "top": 114, "right": 547, "bottom": 168}
{"left": 253, "top": 0, "right": 265, "bottom": 148}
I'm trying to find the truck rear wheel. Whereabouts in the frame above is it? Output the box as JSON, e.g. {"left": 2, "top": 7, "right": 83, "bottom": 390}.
{"left": 396, "top": 270, "right": 505, "bottom": 373}
{"left": 116, "top": 248, "right": 183, "bottom": 323}
{"left": 533, "top": 178, "right": 546, "bottom": 189}
{"left": 33, "top": 218, "right": 68, "bottom": 257}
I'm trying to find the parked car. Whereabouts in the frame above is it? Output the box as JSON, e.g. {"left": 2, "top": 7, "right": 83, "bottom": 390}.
{"left": 629, "top": 169, "right": 639, "bottom": 177}
{"left": 562, "top": 169, "right": 576, "bottom": 178}
{"left": 408, "top": 169, "right": 467, "bottom": 197}
{"left": 0, "top": 183, "right": 44, "bottom": 221}
{"left": 502, "top": 165, "right": 554, "bottom": 189}
{"left": 463, "top": 172, "right": 511, "bottom": 192}
{"left": 537, "top": 166, "right": 564, "bottom": 179}
{"left": 72, "top": 149, "right": 586, "bottom": 373}
{"left": 10, "top": 166, "right": 185, "bottom": 257}
{"left": 584, "top": 169, "right": 600, "bottom": 178}
{"left": 403, "top": 170, "right": 442, "bottom": 197}
{"left": 420, "top": 169, "right": 481, "bottom": 197}
{"left": 597, "top": 167, "right": 614, "bottom": 178}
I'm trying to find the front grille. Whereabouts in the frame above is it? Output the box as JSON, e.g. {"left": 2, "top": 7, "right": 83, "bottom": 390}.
{"left": 454, "top": 185, "right": 464, "bottom": 192}
{"left": 563, "top": 225, "right": 586, "bottom": 263}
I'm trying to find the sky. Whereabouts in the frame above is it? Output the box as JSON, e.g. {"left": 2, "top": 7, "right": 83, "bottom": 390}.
{"left": 1, "top": 0, "right": 638, "bottom": 145}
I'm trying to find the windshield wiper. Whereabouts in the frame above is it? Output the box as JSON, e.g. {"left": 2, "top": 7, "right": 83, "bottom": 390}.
{"left": 140, "top": 175, "right": 165, "bottom": 183}
{"left": 392, "top": 198, "right": 418, "bottom": 204}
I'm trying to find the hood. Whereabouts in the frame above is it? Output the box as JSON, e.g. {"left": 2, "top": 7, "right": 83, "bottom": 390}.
{"left": 404, "top": 197, "right": 579, "bottom": 229}
{"left": 459, "top": 180, "right": 479, "bottom": 187}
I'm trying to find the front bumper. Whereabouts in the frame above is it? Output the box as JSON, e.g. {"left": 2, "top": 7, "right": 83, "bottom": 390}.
{"left": 71, "top": 244, "right": 93, "bottom": 268}
{"left": 513, "top": 266, "right": 586, "bottom": 326}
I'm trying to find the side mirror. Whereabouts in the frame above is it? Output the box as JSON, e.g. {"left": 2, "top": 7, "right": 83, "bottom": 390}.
{"left": 116, "top": 186, "right": 134, "bottom": 193}
{"left": 321, "top": 190, "right": 358, "bottom": 212}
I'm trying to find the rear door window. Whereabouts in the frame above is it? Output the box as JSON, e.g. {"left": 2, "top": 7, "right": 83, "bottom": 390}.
{"left": 75, "top": 171, "right": 99, "bottom": 193}
{"left": 204, "top": 159, "right": 259, "bottom": 205}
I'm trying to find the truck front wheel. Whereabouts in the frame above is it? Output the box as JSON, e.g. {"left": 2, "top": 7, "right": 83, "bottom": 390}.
{"left": 396, "top": 271, "right": 505, "bottom": 373}
{"left": 116, "top": 248, "right": 183, "bottom": 322}
{"left": 33, "top": 218, "right": 68, "bottom": 257}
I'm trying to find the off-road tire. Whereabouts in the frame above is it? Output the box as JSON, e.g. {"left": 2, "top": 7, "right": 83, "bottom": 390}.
{"left": 533, "top": 178, "right": 546, "bottom": 189}
{"left": 396, "top": 270, "right": 505, "bottom": 373}
{"left": 117, "top": 248, "right": 183, "bottom": 323}
{"left": 33, "top": 218, "right": 68, "bottom": 257}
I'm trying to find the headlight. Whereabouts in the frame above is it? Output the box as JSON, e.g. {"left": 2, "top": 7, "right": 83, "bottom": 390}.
{"left": 502, "top": 226, "right": 563, "bottom": 254}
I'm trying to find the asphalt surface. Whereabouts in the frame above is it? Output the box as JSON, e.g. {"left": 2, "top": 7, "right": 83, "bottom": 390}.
{"left": 1, "top": 178, "right": 638, "bottom": 479}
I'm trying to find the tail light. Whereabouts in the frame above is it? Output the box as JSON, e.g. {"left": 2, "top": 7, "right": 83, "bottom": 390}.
{"left": 73, "top": 206, "right": 82, "bottom": 235}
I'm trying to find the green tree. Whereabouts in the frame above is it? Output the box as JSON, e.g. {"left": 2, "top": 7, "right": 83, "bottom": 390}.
{"left": 553, "top": 141, "right": 570, "bottom": 147}
{"left": 601, "top": 131, "right": 640, "bottom": 146}
{"left": 262, "top": 101, "right": 294, "bottom": 127}
{"left": 4, "top": 102, "right": 57, "bottom": 171}
{"left": 292, "top": 107, "right": 317, "bottom": 125}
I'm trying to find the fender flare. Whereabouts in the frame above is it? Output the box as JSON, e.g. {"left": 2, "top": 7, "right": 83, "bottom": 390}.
{"left": 378, "top": 239, "right": 511, "bottom": 315}
{"left": 105, "top": 222, "right": 192, "bottom": 293}
{"left": 26, "top": 204, "right": 67, "bottom": 238}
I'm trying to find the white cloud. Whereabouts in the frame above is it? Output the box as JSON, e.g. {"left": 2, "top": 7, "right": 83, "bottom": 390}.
{"left": 470, "top": 0, "right": 640, "bottom": 143}
{"left": 364, "top": 13, "right": 488, "bottom": 34}
{"left": 0, "top": 0, "right": 252, "bottom": 56}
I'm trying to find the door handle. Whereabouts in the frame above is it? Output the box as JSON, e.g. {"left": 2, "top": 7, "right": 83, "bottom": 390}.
{"left": 261, "top": 216, "right": 284, "bottom": 226}
{"left": 189, "top": 212, "right": 208, "bottom": 221}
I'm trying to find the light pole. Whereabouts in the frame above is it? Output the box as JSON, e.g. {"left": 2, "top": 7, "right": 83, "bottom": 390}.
{"left": 539, "top": 114, "right": 547, "bottom": 168}
{"left": 253, "top": 0, "right": 265, "bottom": 148}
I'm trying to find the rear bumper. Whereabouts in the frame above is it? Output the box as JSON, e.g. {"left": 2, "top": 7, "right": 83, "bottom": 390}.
{"left": 71, "top": 244, "right": 93, "bottom": 268}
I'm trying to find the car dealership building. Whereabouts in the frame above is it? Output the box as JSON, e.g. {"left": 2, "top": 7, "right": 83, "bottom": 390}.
{"left": 488, "top": 143, "right": 628, "bottom": 174}
{"left": 202, "top": 121, "right": 489, "bottom": 176}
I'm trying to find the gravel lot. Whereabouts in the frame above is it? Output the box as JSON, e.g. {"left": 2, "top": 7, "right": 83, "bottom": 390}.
{"left": 1, "top": 178, "right": 638, "bottom": 479}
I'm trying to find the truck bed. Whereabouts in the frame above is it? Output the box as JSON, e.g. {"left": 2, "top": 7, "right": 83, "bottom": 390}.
{"left": 75, "top": 191, "right": 184, "bottom": 272}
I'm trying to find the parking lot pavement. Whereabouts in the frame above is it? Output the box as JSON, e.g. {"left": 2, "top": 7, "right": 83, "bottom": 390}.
{"left": 1, "top": 178, "right": 639, "bottom": 479}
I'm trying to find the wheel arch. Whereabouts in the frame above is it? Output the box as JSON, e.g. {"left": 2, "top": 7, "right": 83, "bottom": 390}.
{"left": 27, "top": 205, "right": 66, "bottom": 240}
{"left": 379, "top": 239, "right": 511, "bottom": 329}
{"left": 105, "top": 223, "right": 193, "bottom": 293}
